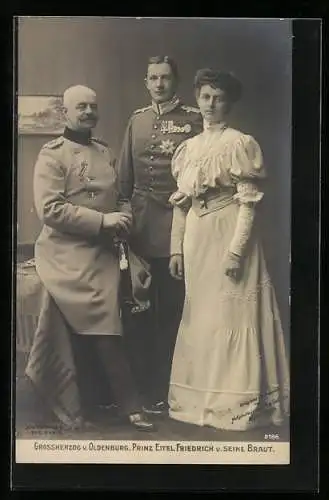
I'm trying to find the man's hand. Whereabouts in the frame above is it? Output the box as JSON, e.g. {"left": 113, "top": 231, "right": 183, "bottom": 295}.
{"left": 224, "top": 252, "right": 242, "bottom": 281}
{"left": 102, "top": 212, "right": 132, "bottom": 233}
{"left": 169, "top": 254, "right": 184, "bottom": 280}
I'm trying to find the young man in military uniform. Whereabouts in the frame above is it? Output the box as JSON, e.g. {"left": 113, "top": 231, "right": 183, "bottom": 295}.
{"left": 33, "top": 85, "right": 154, "bottom": 431}
{"left": 117, "top": 56, "right": 203, "bottom": 415}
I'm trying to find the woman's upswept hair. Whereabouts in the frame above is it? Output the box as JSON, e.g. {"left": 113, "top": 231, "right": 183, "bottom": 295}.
{"left": 147, "top": 55, "right": 179, "bottom": 80}
{"left": 194, "top": 68, "right": 242, "bottom": 103}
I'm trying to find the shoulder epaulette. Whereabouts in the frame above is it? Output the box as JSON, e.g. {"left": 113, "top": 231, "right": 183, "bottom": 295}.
{"left": 181, "top": 105, "right": 201, "bottom": 114}
{"left": 133, "top": 105, "right": 152, "bottom": 115}
{"left": 41, "top": 136, "right": 64, "bottom": 150}
{"left": 92, "top": 137, "right": 108, "bottom": 147}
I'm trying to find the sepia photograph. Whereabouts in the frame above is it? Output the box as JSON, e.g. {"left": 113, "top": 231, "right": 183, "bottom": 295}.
{"left": 14, "top": 16, "right": 292, "bottom": 465}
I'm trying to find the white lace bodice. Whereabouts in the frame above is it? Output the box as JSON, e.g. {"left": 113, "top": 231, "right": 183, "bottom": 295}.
{"left": 171, "top": 125, "right": 266, "bottom": 204}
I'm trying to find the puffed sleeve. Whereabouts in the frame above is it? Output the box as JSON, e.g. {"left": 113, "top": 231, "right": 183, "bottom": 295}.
{"left": 230, "top": 134, "right": 266, "bottom": 202}
{"left": 33, "top": 150, "right": 104, "bottom": 236}
{"left": 228, "top": 135, "right": 266, "bottom": 258}
{"left": 170, "top": 141, "right": 190, "bottom": 256}
{"left": 171, "top": 140, "right": 188, "bottom": 181}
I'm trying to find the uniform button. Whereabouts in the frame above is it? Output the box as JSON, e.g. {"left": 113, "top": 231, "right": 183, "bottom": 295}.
{"left": 154, "top": 125, "right": 158, "bottom": 129}
{"left": 150, "top": 144, "right": 155, "bottom": 149}
{"left": 149, "top": 166, "right": 153, "bottom": 171}
{"left": 149, "top": 187, "right": 153, "bottom": 191}
{"left": 156, "top": 115, "right": 161, "bottom": 120}
{"left": 150, "top": 155, "right": 154, "bottom": 160}
{"left": 151, "top": 134, "right": 156, "bottom": 139}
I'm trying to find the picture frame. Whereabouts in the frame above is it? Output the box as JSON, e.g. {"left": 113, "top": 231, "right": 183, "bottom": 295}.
{"left": 10, "top": 15, "right": 322, "bottom": 494}
{"left": 17, "top": 95, "right": 65, "bottom": 135}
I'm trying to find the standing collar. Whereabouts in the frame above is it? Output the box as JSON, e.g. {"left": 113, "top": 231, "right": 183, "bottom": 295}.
{"left": 203, "top": 120, "right": 227, "bottom": 132}
{"left": 63, "top": 126, "right": 92, "bottom": 145}
{"left": 151, "top": 95, "right": 180, "bottom": 115}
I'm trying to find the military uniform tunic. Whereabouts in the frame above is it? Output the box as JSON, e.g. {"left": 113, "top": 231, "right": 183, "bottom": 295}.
{"left": 117, "top": 97, "right": 203, "bottom": 258}
{"left": 33, "top": 134, "right": 125, "bottom": 336}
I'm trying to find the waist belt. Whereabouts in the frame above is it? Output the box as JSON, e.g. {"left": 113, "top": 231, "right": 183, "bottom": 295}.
{"left": 191, "top": 192, "right": 235, "bottom": 217}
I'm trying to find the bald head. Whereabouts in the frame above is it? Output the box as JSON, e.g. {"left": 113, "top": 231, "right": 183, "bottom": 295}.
{"left": 63, "top": 85, "right": 96, "bottom": 107}
{"left": 63, "top": 85, "right": 99, "bottom": 131}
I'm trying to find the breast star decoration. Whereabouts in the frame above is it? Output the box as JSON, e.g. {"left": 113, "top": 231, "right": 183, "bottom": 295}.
{"left": 160, "top": 139, "right": 176, "bottom": 155}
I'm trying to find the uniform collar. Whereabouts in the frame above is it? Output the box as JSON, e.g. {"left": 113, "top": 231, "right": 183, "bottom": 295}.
{"left": 151, "top": 95, "right": 180, "bottom": 115}
{"left": 63, "top": 126, "right": 92, "bottom": 145}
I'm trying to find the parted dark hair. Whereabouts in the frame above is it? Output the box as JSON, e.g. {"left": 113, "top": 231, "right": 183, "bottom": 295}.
{"left": 194, "top": 69, "right": 242, "bottom": 103}
{"left": 147, "top": 55, "right": 179, "bottom": 80}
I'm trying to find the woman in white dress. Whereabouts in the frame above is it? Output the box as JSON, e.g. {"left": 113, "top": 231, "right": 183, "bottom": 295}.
{"left": 168, "top": 69, "right": 290, "bottom": 431}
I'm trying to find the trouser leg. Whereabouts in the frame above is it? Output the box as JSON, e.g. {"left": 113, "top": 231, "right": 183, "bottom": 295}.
{"left": 70, "top": 334, "right": 142, "bottom": 416}
{"left": 122, "top": 258, "right": 184, "bottom": 406}
{"left": 69, "top": 333, "right": 107, "bottom": 414}
{"left": 122, "top": 268, "right": 158, "bottom": 405}
{"left": 93, "top": 335, "right": 142, "bottom": 416}
{"left": 149, "top": 258, "right": 185, "bottom": 403}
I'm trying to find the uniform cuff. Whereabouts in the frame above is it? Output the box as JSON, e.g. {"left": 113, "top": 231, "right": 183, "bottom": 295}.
{"left": 78, "top": 207, "right": 104, "bottom": 236}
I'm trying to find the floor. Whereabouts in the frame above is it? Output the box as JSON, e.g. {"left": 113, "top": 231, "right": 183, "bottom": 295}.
{"left": 15, "top": 376, "right": 289, "bottom": 443}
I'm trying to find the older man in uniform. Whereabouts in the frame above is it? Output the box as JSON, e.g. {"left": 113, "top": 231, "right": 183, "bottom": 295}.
{"left": 117, "top": 56, "right": 203, "bottom": 415}
{"left": 33, "top": 84, "right": 154, "bottom": 431}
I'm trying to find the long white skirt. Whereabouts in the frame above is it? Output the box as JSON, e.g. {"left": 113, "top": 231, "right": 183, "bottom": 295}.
{"left": 168, "top": 202, "right": 290, "bottom": 431}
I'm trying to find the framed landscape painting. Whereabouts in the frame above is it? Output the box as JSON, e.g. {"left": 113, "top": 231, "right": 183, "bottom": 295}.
{"left": 18, "top": 95, "right": 65, "bottom": 135}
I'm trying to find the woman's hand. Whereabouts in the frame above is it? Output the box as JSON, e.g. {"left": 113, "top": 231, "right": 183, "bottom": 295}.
{"left": 102, "top": 212, "right": 132, "bottom": 233}
{"left": 224, "top": 252, "right": 243, "bottom": 281}
{"left": 169, "top": 191, "right": 190, "bottom": 209}
{"left": 169, "top": 254, "right": 184, "bottom": 280}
